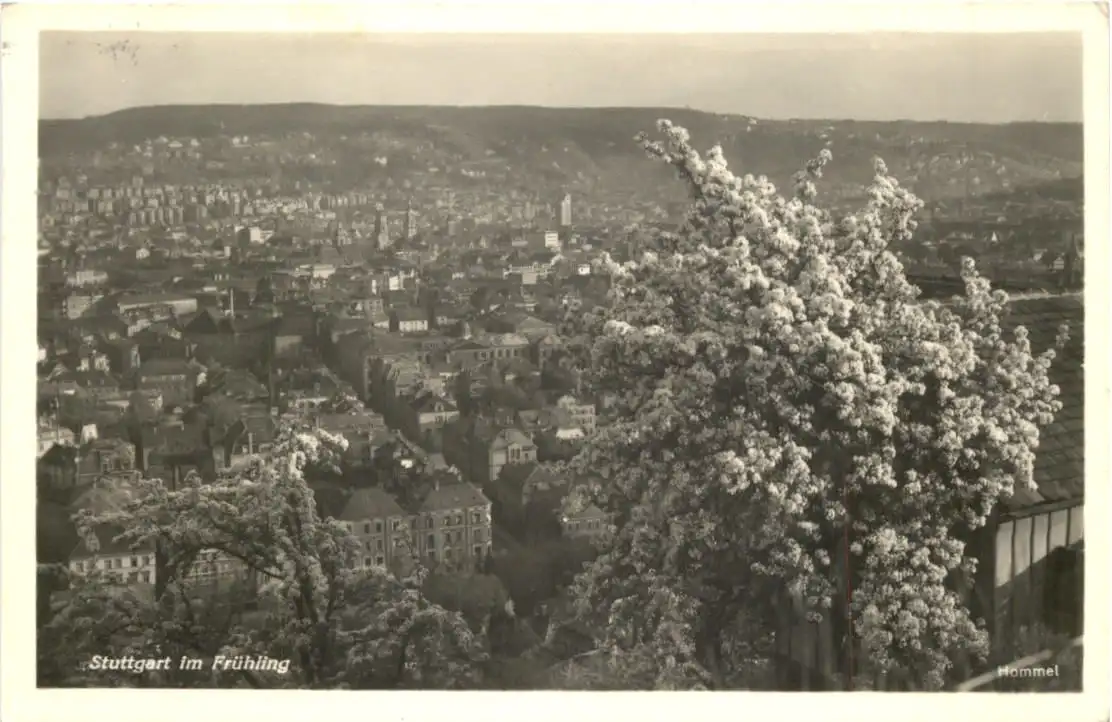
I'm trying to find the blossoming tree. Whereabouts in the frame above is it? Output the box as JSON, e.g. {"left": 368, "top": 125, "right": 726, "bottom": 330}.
{"left": 560, "top": 121, "right": 1068, "bottom": 690}
{"left": 40, "top": 424, "right": 485, "bottom": 688}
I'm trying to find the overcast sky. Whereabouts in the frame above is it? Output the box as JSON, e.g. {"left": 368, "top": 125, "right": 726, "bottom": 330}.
{"left": 40, "top": 32, "right": 1082, "bottom": 123}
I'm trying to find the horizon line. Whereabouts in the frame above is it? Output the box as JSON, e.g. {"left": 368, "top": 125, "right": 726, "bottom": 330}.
{"left": 38, "top": 102, "right": 1084, "bottom": 126}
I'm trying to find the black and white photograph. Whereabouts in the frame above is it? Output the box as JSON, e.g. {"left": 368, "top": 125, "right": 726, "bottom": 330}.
{"left": 1, "top": 3, "right": 1108, "bottom": 720}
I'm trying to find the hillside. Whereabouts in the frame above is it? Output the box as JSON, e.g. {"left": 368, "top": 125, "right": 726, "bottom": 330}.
{"left": 39, "top": 104, "right": 1084, "bottom": 203}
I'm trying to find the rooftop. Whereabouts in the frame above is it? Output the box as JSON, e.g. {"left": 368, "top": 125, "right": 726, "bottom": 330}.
{"left": 337, "top": 486, "right": 408, "bottom": 522}
{"left": 420, "top": 481, "right": 490, "bottom": 513}
{"left": 70, "top": 523, "right": 155, "bottom": 559}
{"left": 999, "top": 293, "right": 1084, "bottom": 512}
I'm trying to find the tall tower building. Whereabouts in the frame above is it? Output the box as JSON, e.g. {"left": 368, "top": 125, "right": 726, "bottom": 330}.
{"left": 374, "top": 204, "right": 390, "bottom": 249}
{"left": 404, "top": 200, "right": 417, "bottom": 241}
{"left": 374, "top": 203, "right": 385, "bottom": 237}
{"left": 559, "top": 193, "right": 572, "bottom": 228}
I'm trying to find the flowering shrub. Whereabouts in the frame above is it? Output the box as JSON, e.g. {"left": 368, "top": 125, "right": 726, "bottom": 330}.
{"left": 560, "top": 121, "right": 1068, "bottom": 689}
{"left": 45, "top": 423, "right": 484, "bottom": 688}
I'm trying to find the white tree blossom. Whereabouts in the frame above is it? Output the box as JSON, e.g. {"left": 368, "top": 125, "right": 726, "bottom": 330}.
{"left": 560, "top": 121, "right": 1067, "bottom": 689}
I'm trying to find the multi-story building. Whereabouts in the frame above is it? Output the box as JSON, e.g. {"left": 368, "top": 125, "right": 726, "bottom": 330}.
{"left": 444, "top": 419, "right": 538, "bottom": 486}
{"left": 336, "top": 332, "right": 421, "bottom": 404}
{"left": 532, "top": 333, "right": 564, "bottom": 368}
{"left": 559, "top": 194, "right": 572, "bottom": 228}
{"left": 404, "top": 201, "right": 418, "bottom": 241}
{"left": 37, "top": 420, "right": 76, "bottom": 458}
{"left": 556, "top": 395, "right": 597, "bottom": 436}
{"left": 398, "top": 393, "right": 460, "bottom": 444}
{"left": 561, "top": 504, "right": 608, "bottom": 539}
{"left": 117, "top": 293, "right": 199, "bottom": 318}
{"left": 53, "top": 369, "right": 122, "bottom": 402}
{"left": 487, "top": 333, "right": 531, "bottom": 361}
{"left": 412, "top": 481, "right": 493, "bottom": 570}
{"left": 68, "top": 531, "right": 246, "bottom": 588}
{"left": 135, "top": 358, "right": 200, "bottom": 406}
{"left": 485, "top": 428, "right": 537, "bottom": 485}
{"left": 391, "top": 307, "right": 430, "bottom": 335}
{"left": 38, "top": 437, "right": 140, "bottom": 493}
{"left": 337, "top": 487, "right": 412, "bottom": 570}
{"left": 487, "top": 312, "right": 556, "bottom": 341}
{"left": 445, "top": 338, "right": 496, "bottom": 370}
{"left": 314, "top": 411, "right": 388, "bottom": 438}
{"left": 65, "top": 269, "right": 109, "bottom": 288}
{"left": 63, "top": 292, "right": 102, "bottom": 320}
{"left": 68, "top": 529, "right": 157, "bottom": 585}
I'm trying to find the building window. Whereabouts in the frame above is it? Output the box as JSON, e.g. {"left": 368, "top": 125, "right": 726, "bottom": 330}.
{"left": 376, "top": 556, "right": 385, "bottom": 566}
{"left": 114, "top": 558, "right": 123, "bottom": 569}
{"left": 375, "top": 520, "right": 383, "bottom": 533}
{"left": 455, "top": 530, "right": 462, "bottom": 543}
{"left": 443, "top": 532, "right": 451, "bottom": 545}
{"left": 364, "top": 523, "right": 371, "bottom": 534}
{"left": 472, "top": 512, "right": 481, "bottom": 524}
{"left": 455, "top": 514, "right": 463, "bottom": 526}
{"left": 428, "top": 549, "right": 437, "bottom": 561}
{"left": 475, "top": 528, "right": 484, "bottom": 542}
{"left": 377, "top": 539, "right": 384, "bottom": 552}
{"left": 365, "top": 541, "right": 372, "bottom": 551}
{"left": 130, "top": 556, "right": 138, "bottom": 568}
{"left": 364, "top": 558, "right": 371, "bottom": 568}
{"left": 473, "top": 545, "right": 484, "bottom": 558}
{"left": 445, "top": 547, "right": 453, "bottom": 560}
{"left": 426, "top": 517, "right": 434, "bottom": 529}
{"left": 142, "top": 571, "right": 151, "bottom": 583}
{"left": 427, "top": 533, "right": 435, "bottom": 548}
{"left": 392, "top": 520, "right": 400, "bottom": 532}
{"left": 443, "top": 517, "right": 450, "bottom": 527}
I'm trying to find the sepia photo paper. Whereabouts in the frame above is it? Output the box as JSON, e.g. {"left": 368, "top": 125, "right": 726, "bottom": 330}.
{"left": 1, "top": 2, "right": 1108, "bottom": 721}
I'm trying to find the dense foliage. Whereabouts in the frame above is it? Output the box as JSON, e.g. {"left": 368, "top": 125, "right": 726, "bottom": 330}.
{"left": 559, "top": 121, "right": 1068, "bottom": 690}
{"left": 40, "top": 425, "right": 485, "bottom": 688}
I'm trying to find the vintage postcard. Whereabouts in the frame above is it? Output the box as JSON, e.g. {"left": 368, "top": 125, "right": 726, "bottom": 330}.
{"left": 1, "top": 2, "right": 1108, "bottom": 721}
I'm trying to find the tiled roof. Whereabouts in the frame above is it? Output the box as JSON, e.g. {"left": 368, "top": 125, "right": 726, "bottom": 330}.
{"left": 567, "top": 504, "right": 607, "bottom": 521}
{"left": 450, "top": 338, "right": 492, "bottom": 352}
{"left": 490, "top": 428, "right": 534, "bottom": 450}
{"left": 411, "top": 394, "right": 457, "bottom": 414}
{"left": 523, "top": 463, "right": 565, "bottom": 489}
{"left": 999, "top": 293, "right": 1084, "bottom": 511}
{"left": 138, "top": 358, "right": 196, "bottom": 377}
{"left": 489, "top": 333, "right": 530, "bottom": 347}
{"left": 39, "top": 443, "right": 79, "bottom": 467}
{"left": 316, "top": 412, "right": 386, "bottom": 434}
{"left": 420, "top": 482, "right": 490, "bottom": 513}
{"left": 143, "top": 423, "right": 209, "bottom": 456}
{"left": 69, "top": 523, "right": 155, "bottom": 559}
{"left": 393, "top": 307, "right": 428, "bottom": 322}
{"left": 69, "top": 475, "right": 145, "bottom": 516}
{"left": 118, "top": 293, "right": 197, "bottom": 307}
{"left": 337, "top": 487, "right": 407, "bottom": 522}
